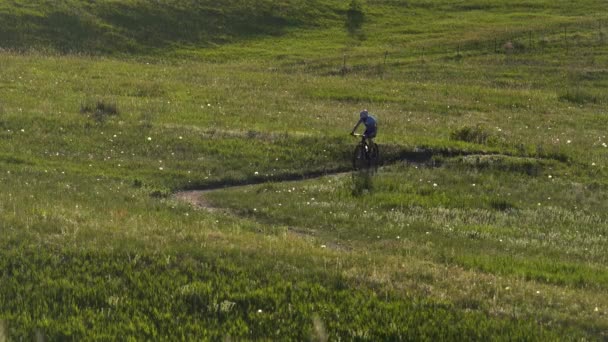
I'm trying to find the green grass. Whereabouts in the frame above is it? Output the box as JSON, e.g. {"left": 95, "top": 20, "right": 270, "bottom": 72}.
{"left": 1, "top": 0, "right": 608, "bottom": 339}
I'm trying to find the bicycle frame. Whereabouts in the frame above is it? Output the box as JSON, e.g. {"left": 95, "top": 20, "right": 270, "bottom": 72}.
{"left": 352, "top": 133, "right": 371, "bottom": 146}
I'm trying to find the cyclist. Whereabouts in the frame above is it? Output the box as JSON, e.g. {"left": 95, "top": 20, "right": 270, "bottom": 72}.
{"left": 350, "top": 109, "right": 377, "bottom": 142}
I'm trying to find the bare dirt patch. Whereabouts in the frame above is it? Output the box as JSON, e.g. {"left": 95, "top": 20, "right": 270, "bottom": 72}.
{"left": 173, "top": 190, "right": 217, "bottom": 211}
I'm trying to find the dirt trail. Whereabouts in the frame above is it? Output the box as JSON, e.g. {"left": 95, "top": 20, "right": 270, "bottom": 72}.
{"left": 172, "top": 171, "right": 351, "bottom": 211}
{"left": 172, "top": 174, "right": 355, "bottom": 252}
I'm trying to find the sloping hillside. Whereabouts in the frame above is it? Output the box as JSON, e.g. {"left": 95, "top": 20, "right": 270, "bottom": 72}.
{"left": 3, "top": 0, "right": 606, "bottom": 56}
{"left": 2, "top": 0, "right": 608, "bottom": 340}
{"left": 0, "top": 0, "right": 342, "bottom": 54}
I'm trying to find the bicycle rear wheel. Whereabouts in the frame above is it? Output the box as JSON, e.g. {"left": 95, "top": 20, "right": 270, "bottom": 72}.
{"left": 368, "top": 143, "right": 380, "bottom": 170}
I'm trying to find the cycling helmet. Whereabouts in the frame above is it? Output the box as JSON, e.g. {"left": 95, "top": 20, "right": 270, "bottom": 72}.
{"left": 359, "top": 110, "right": 369, "bottom": 119}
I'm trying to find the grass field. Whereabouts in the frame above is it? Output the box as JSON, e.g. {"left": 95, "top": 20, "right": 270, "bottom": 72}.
{"left": 1, "top": 0, "right": 608, "bottom": 339}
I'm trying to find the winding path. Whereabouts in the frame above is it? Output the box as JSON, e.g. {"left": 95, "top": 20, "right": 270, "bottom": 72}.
{"left": 172, "top": 150, "right": 542, "bottom": 210}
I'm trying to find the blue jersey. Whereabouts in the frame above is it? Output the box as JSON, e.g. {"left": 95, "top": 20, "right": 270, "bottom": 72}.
{"left": 359, "top": 115, "right": 377, "bottom": 129}
{"left": 359, "top": 115, "right": 377, "bottom": 138}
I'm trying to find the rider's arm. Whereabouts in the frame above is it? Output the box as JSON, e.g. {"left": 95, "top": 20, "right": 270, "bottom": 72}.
{"left": 351, "top": 119, "right": 362, "bottom": 135}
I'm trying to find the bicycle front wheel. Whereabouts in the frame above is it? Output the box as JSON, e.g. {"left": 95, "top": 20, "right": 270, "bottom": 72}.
{"left": 352, "top": 144, "right": 367, "bottom": 170}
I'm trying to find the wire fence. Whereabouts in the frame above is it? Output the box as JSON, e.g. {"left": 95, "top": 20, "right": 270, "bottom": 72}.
{"left": 452, "top": 20, "right": 607, "bottom": 56}
{"left": 332, "top": 19, "right": 608, "bottom": 74}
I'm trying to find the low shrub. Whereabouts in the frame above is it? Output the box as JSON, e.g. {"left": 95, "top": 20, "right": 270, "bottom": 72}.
{"left": 80, "top": 99, "right": 119, "bottom": 122}
{"left": 488, "top": 198, "right": 516, "bottom": 211}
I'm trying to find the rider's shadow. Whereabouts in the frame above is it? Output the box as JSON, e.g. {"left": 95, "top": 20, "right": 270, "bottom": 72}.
{"left": 351, "top": 169, "right": 374, "bottom": 196}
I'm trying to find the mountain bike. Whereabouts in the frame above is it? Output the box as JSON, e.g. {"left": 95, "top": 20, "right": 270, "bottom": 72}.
{"left": 352, "top": 133, "right": 380, "bottom": 171}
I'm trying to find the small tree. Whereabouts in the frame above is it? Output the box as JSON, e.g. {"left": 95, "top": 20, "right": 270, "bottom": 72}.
{"left": 346, "top": 0, "right": 364, "bottom": 36}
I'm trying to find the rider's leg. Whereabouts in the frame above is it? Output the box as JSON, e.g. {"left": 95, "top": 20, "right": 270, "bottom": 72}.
{"left": 364, "top": 127, "right": 377, "bottom": 144}
{"left": 362, "top": 136, "right": 370, "bottom": 151}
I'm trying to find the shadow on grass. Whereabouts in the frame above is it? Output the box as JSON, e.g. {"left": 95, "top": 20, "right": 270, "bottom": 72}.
{"left": 351, "top": 170, "right": 375, "bottom": 196}
{"left": 177, "top": 145, "right": 443, "bottom": 193}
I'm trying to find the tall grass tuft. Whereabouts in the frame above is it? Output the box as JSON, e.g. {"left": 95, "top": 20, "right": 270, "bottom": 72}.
{"left": 351, "top": 172, "right": 374, "bottom": 196}
{"left": 558, "top": 89, "right": 598, "bottom": 104}
{"left": 488, "top": 198, "right": 516, "bottom": 211}
{"left": 450, "top": 125, "right": 492, "bottom": 145}
{"left": 0, "top": 319, "right": 6, "bottom": 342}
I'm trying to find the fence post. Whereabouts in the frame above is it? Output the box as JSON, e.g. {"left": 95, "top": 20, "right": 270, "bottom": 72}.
{"left": 564, "top": 27, "right": 568, "bottom": 54}
{"left": 541, "top": 34, "right": 544, "bottom": 54}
